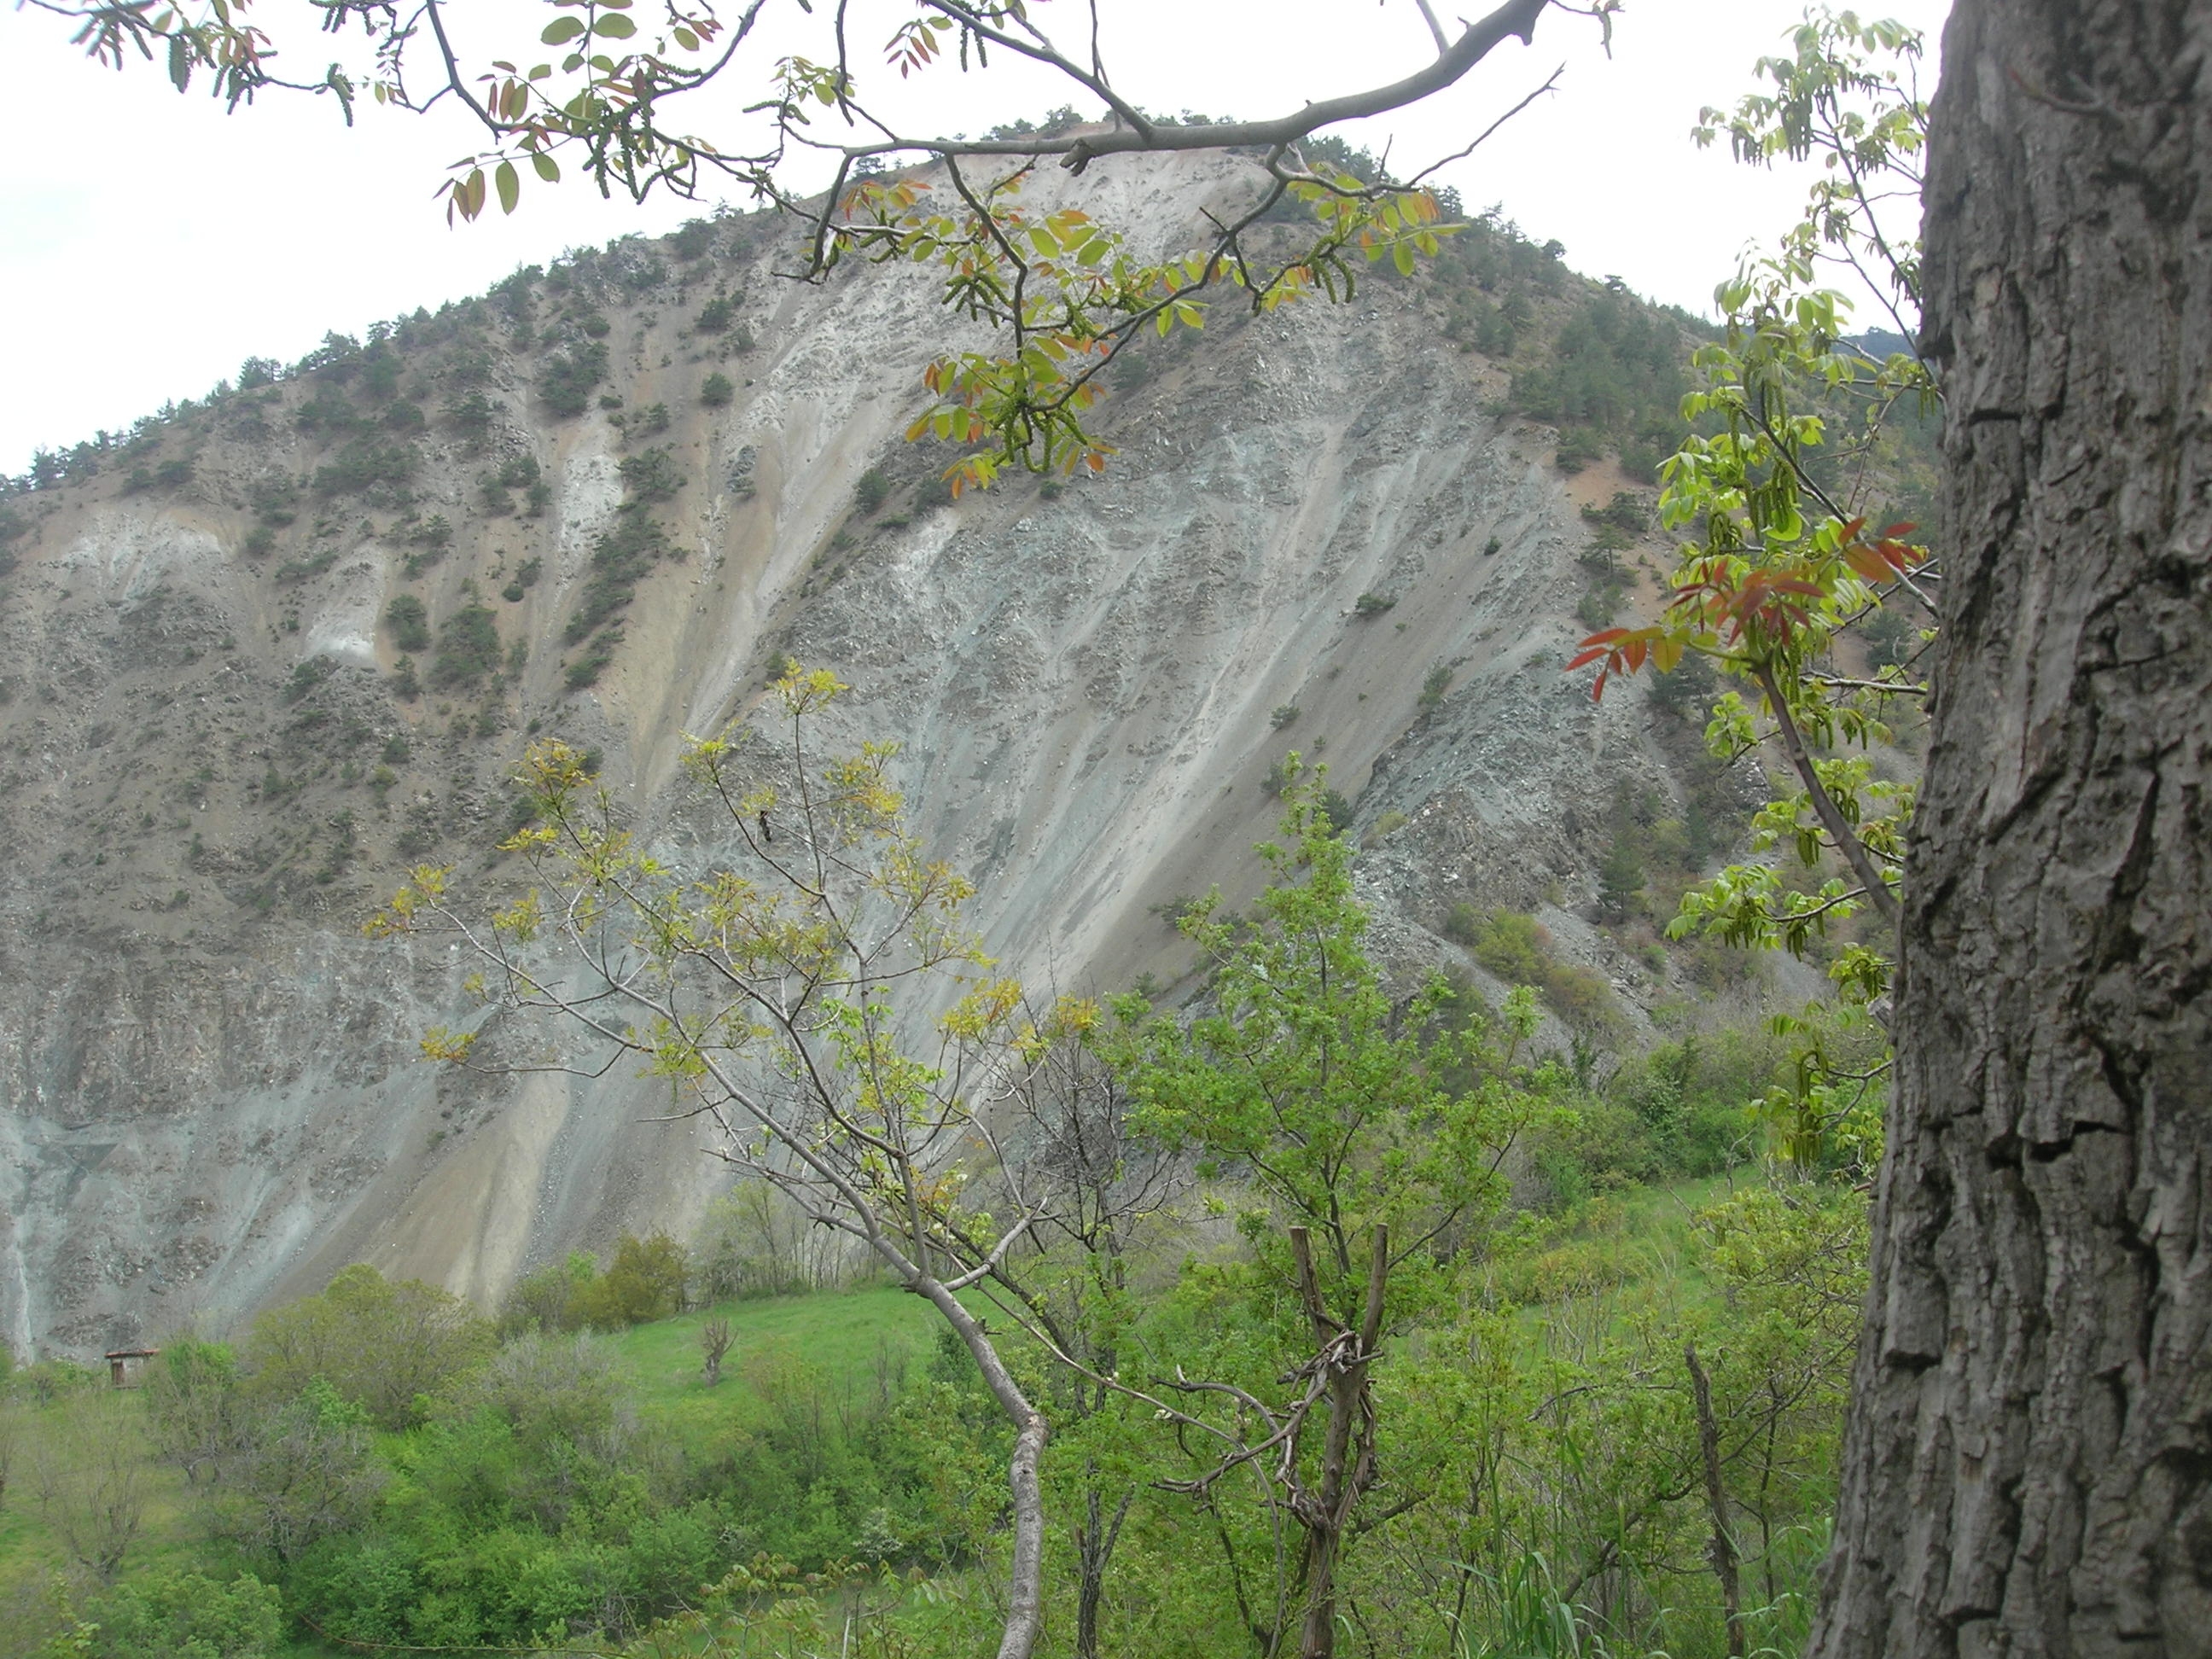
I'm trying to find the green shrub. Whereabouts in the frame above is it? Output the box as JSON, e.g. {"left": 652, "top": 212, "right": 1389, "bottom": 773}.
{"left": 619, "top": 446, "right": 683, "bottom": 503}
{"left": 565, "top": 630, "right": 622, "bottom": 690}
{"left": 384, "top": 594, "right": 431, "bottom": 652}
{"left": 1353, "top": 591, "right": 1395, "bottom": 615}
{"left": 571, "top": 1231, "right": 688, "bottom": 1329}
{"left": 313, "top": 439, "right": 416, "bottom": 498}
{"left": 854, "top": 468, "right": 891, "bottom": 514}
{"left": 696, "top": 295, "right": 735, "bottom": 332}
{"left": 442, "top": 389, "right": 498, "bottom": 442}
{"left": 701, "top": 370, "right": 735, "bottom": 407}
{"left": 499, "top": 556, "right": 543, "bottom": 604}
{"left": 274, "top": 547, "right": 340, "bottom": 583}
{"left": 1553, "top": 426, "right": 1606, "bottom": 474}
{"left": 295, "top": 387, "right": 360, "bottom": 434}
{"left": 539, "top": 340, "right": 608, "bottom": 417}
{"left": 1580, "top": 490, "right": 1650, "bottom": 534}
{"left": 430, "top": 603, "right": 501, "bottom": 689}
{"left": 1364, "top": 808, "right": 1408, "bottom": 847}
{"left": 282, "top": 656, "right": 337, "bottom": 704}
{"left": 1454, "top": 906, "right": 1621, "bottom": 1033}
{"left": 78, "top": 1569, "right": 282, "bottom": 1659}
{"left": 1418, "top": 661, "right": 1453, "bottom": 708}
{"left": 1598, "top": 834, "right": 1645, "bottom": 922}
{"left": 246, "top": 1266, "right": 494, "bottom": 1432}
{"left": 566, "top": 511, "right": 667, "bottom": 644}
{"left": 1270, "top": 703, "right": 1301, "bottom": 730}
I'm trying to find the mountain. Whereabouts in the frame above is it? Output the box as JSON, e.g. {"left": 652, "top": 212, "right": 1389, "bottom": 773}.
{"left": 0, "top": 151, "right": 1761, "bottom": 1359}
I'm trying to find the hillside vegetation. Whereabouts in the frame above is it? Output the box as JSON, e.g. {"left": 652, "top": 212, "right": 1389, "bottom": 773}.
{"left": 0, "top": 123, "right": 1932, "bottom": 1659}
{"left": 0, "top": 1109, "right": 1865, "bottom": 1658}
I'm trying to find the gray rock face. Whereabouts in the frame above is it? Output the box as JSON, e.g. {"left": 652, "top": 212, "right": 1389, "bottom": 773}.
{"left": 0, "top": 153, "right": 1703, "bottom": 1359}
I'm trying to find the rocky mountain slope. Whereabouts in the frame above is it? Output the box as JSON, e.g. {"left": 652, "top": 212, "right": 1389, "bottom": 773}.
{"left": 0, "top": 151, "right": 1757, "bottom": 1359}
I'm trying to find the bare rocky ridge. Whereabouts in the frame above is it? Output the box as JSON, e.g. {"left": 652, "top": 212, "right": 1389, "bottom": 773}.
{"left": 0, "top": 152, "right": 1738, "bottom": 1359}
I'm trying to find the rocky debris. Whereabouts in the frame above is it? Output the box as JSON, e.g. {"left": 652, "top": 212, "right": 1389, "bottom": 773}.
{"left": 0, "top": 152, "right": 1731, "bottom": 1359}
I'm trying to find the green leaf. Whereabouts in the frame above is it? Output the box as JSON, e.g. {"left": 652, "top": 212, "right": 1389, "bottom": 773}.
{"left": 532, "top": 151, "right": 561, "bottom": 183}
{"left": 591, "top": 14, "right": 636, "bottom": 38}
{"left": 495, "top": 160, "right": 521, "bottom": 215}
{"left": 672, "top": 26, "right": 699, "bottom": 50}
{"left": 541, "top": 15, "right": 585, "bottom": 43}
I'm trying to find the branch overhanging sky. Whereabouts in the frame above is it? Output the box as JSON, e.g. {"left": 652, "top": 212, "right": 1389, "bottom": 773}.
{"left": 0, "top": 0, "right": 1948, "bottom": 474}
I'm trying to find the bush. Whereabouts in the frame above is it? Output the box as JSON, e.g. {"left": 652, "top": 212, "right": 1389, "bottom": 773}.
{"left": 246, "top": 1264, "right": 494, "bottom": 1429}
{"left": 1353, "top": 591, "right": 1395, "bottom": 616}
{"left": 564, "top": 630, "right": 621, "bottom": 690}
{"left": 502, "top": 556, "right": 544, "bottom": 602}
{"left": 1554, "top": 426, "right": 1606, "bottom": 474}
{"left": 1418, "top": 661, "right": 1453, "bottom": 708}
{"left": 618, "top": 446, "right": 683, "bottom": 503}
{"left": 77, "top": 1570, "right": 282, "bottom": 1659}
{"left": 565, "top": 510, "right": 667, "bottom": 643}
{"left": 383, "top": 595, "right": 430, "bottom": 653}
{"left": 443, "top": 390, "right": 498, "bottom": 442}
{"left": 854, "top": 468, "right": 891, "bottom": 514}
{"left": 313, "top": 439, "right": 416, "bottom": 498}
{"left": 430, "top": 602, "right": 501, "bottom": 689}
{"left": 1364, "top": 808, "right": 1408, "bottom": 847}
{"left": 696, "top": 295, "right": 736, "bottom": 332}
{"left": 282, "top": 655, "right": 337, "bottom": 704}
{"left": 1270, "top": 703, "right": 1301, "bottom": 730}
{"left": 573, "top": 1231, "right": 688, "bottom": 1329}
{"left": 1454, "top": 907, "right": 1621, "bottom": 1033}
{"left": 701, "top": 370, "right": 735, "bottom": 407}
{"left": 1598, "top": 834, "right": 1645, "bottom": 922}
{"left": 539, "top": 340, "right": 608, "bottom": 417}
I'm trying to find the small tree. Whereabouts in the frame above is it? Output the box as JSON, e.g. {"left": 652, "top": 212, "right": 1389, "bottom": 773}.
{"left": 245, "top": 1263, "right": 494, "bottom": 1430}
{"left": 1103, "top": 770, "right": 1563, "bottom": 1659}
{"left": 370, "top": 667, "right": 1069, "bottom": 1659}
{"left": 143, "top": 1335, "right": 246, "bottom": 1484}
{"left": 699, "top": 1316, "right": 734, "bottom": 1386}
{"left": 31, "top": 1388, "right": 148, "bottom": 1580}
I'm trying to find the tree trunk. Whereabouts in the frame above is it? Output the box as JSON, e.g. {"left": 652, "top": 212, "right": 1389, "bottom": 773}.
{"left": 1292, "top": 1226, "right": 1388, "bottom": 1659}
{"left": 1685, "top": 1343, "right": 1746, "bottom": 1659}
{"left": 1075, "top": 1481, "right": 1132, "bottom": 1659}
{"left": 1811, "top": 3, "right": 2212, "bottom": 1655}
{"left": 918, "top": 1278, "right": 1051, "bottom": 1659}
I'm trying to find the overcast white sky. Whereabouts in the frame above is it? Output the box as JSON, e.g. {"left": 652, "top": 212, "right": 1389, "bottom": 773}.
{"left": 0, "top": 0, "right": 1948, "bottom": 474}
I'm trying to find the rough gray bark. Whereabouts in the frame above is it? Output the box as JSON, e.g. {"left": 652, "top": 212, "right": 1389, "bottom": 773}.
{"left": 1810, "top": 3, "right": 2212, "bottom": 1656}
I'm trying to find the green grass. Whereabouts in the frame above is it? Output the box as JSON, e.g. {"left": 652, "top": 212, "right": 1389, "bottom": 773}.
{"left": 605, "top": 1282, "right": 944, "bottom": 1449}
